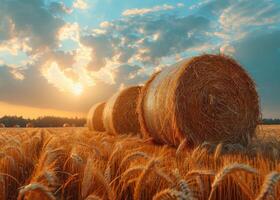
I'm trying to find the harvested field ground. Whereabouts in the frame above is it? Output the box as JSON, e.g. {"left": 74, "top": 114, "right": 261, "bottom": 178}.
{"left": 0, "top": 125, "right": 280, "bottom": 200}
{"left": 257, "top": 125, "right": 280, "bottom": 138}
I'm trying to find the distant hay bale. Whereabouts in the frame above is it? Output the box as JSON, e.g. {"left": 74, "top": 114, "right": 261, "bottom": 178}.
{"left": 87, "top": 102, "right": 106, "bottom": 131}
{"left": 26, "top": 123, "right": 34, "bottom": 128}
{"left": 138, "top": 54, "right": 260, "bottom": 147}
{"left": 0, "top": 123, "right": 5, "bottom": 128}
{"left": 63, "top": 123, "right": 70, "bottom": 127}
{"left": 103, "top": 86, "right": 142, "bottom": 135}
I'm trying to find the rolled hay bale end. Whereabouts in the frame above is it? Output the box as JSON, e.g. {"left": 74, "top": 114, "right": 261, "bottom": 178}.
{"left": 0, "top": 123, "right": 5, "bottom": 128}
{"left": 26, "top": 123, "right": 34, "bottom": 128}
{"left": 138, "top": 54, "right": 260, "bottom": 147}
{"left": 103, "top": 86, "right": 142, "bottom": 135}
{"left": 63, "top": 123, "right": 70, "bottom": 127}
{"left": 87, "top": 102, "right": 106, "bottom": 131}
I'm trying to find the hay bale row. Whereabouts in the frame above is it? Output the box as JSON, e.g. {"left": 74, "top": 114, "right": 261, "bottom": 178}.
{"left": 138, "top": 54, "right": 260, "bottom": 147}
{"left": 87, "top": 54, "right": 260, "bottom": 148}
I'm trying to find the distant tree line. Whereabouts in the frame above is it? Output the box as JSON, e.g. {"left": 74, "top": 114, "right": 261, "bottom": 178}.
{"left": 0, "top": 115, "right": 279, "bottom": 128}
{"left": 0, "top": 116, "right": 86, "bottom": 127}
{"left": 261, "top": 118, "right": 280, "bottom": 125}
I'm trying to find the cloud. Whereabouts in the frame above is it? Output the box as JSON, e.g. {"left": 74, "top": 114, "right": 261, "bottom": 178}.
{"left": 122, "top": 4, "right": 176, "bottom": 16}
{"left": 80, "top": 34, "right": 115, "bottom": 71}
{"left": 73, "top": 0, "right": 89, "bottom": 10}
{"left": 0, "top": 37, "right": 32, "bottom": 55}
{"left": 49, "top": 1, "right": 72, "bottom": 14}
{"left": 219, "top": 0, "right": 280, "bottom": 30}
{"left": 0, "top": 0, "right": 65, "bottom": 53}
{"left": 86, "top": 14, "right": 211, "bottom": 68}
{"left": 58, "top": 23, "right": 80, "bottom": 42}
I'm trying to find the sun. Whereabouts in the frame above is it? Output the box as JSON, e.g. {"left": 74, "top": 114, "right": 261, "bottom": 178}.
{"left": 72, "top": 83, "right": 83, "bottom": 96}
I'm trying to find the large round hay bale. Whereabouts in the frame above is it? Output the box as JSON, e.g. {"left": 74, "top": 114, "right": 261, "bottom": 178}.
{"left": 103, "top": 86, "right": 142, "bottom": 135}
{"left": 0, "top": 123, "right": 5, "bottom": 128}
{"left": 138, "top": 54, "right": 260, "bottom": 147}
{"left": 87, "top": 102, "right": 106, "bottom": 131}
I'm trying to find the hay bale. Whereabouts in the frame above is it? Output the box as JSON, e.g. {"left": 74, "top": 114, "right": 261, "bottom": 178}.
{"left": 0, "top": 123, "right": 5, "bottom": 128}
{"left": 138, "top": 54, "right": 260, "bottom": 147}
{"left": 26, "top": 123, "right": 34, "bottom": 128}
{"left": 103, "top": 86, "right": 142, "bottom": 135}
{"left": 87, "top": 102, "right": 106, "bottom": 131}
{"left": 63, "top": 123, "right": 70, "bottom": 127}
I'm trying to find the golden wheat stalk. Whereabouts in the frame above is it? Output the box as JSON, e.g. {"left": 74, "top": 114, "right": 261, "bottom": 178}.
{"left": 152, "top": 188, "right": 187, "bottom": 200}
{"left": 176, "top": 139, "right": 187, "bottom": 156}
{"left": 231, "top": 175, "right": 254, "bottom": 200}
{"left": 82, "top": 157, "right": 94, "bottom": 198}
{"left": 256, "top": 171, "right": 280, "bottom": 200}
{"left": 134, "top": 158, "right": 159, "bottom": 200}
{"left": 17, "top": 183, "right": 55, "bottom": 200}
{"left": 208, "top": 163, "right": 258, "bottom": 200}
{"left": 92, "top": 169, "right": 115, "bottom": 200}
{"left": 172, "top": 168, "right": 193, "bottom": 198}
{"left": 186, "top": 170, "right": 215, "bottom": 177}
{"left": 85, "top": 193, "right": 103, "bottom": 200}
{"left": 119, "top": 166, "right": 145, "bottom": 184}
{"left": 118, "top": 151, "right": 150, "bottom": 173}
{"left": 155, "top": 168, "right": 174, "bottom": 186}
{"left": 214, "top": 143, "right": 223, "bottom": 160}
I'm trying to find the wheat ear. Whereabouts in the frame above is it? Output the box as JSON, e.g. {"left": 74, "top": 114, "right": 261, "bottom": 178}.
{"left": 152, "top": 188, "right": 187, "bottom": 200}
{"left": 82, "top": 157, "right": 94, "bottom": 198}
{"left": 214, "top": 143, "right": 223, "bottom": 160}
{"left": 117, "top": 151, "right": 149, "bottom": 173}
{"left": 208, "top": 163, "right": 257, "bottom": 200}
{"left": 17, "top": 183, "right": 55, "bottom": 200}
{"left": 173, "top": 169, "right": 193, "bottom": 198}
{"left": 85, "top": 193, "right": 103, "bottom": 200}
{"left": 256, "top": 171, "right": 280, "bottom": 200}
{"left": 134, "top": 158, "right": 159, "bottom": 200}
{"left": 176, "top": 139, "right": 187, "bottom": 156}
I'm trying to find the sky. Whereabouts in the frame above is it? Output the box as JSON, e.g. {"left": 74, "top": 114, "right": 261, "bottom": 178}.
{"left": 0, "top": 0, "right": 279, "bottom": 118}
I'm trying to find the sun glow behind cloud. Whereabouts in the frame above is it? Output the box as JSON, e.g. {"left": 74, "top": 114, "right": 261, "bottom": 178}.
{"left": 43, "top": 62, "right": 84, "bottom": 96}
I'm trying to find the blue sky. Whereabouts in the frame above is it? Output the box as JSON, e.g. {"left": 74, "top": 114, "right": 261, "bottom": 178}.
{"left": 0, "top": 0, "right": 279, "bottom": 118}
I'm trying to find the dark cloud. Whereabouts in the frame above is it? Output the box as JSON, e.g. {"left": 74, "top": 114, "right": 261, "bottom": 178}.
{"left": 0, "top": 16, "right": 15, "bottom": 41}
{"left": 49, "top": 1, "right": 71, "bottom": 15}
{"left": 0, "top": 0, "right": 65, "bottom": 52}
{"left": 81, "top": 34, "right": 115, "bottom": 71}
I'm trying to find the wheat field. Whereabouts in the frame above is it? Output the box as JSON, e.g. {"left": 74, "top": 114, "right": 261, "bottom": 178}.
{"left": 0, "top": 125, "right": 280, "bottom": 200}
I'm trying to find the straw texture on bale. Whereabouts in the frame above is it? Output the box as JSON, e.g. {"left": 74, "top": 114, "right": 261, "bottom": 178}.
{"left": 103, "top": 86, "right": 142, "bottom": 135}
{"left": 138, "top": 54, "right": 260, "bottom": 147}
{"left": 87, "top": 102, "right": 106, "bottom": 131}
